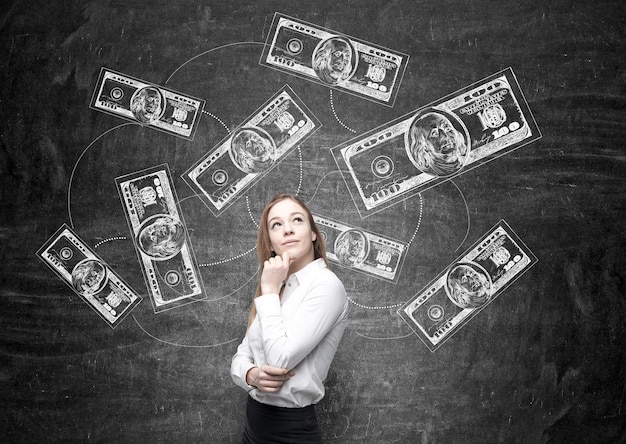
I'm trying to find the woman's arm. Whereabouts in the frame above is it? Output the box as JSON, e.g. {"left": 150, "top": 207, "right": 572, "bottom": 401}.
{"left": 231, "top": 329, "right": 295, "bottom": 393}
{"left": 230, "top": 334, "right": 257, "bottom": 391}
{"left": 254, "top": 272, "right": 347, "bottom": 370}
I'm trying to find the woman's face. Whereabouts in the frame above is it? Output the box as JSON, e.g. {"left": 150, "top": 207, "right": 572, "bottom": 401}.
{"left": 266, "top": 198, "right": 316, "bottom": 273}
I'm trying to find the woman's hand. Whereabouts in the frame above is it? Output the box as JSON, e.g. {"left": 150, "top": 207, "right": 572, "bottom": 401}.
{"left": 259, "top": 252, "right": 291, "bottom": 295}
{"left": 246, "top": 365, "right": 295, "bottom": 393}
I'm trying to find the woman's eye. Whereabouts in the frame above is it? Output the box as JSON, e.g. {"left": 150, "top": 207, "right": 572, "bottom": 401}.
{"left": 270, "top": 222, "right": 281, "bottom": 229}
{"left": 294, "top": 217, "right": 303, "bottom": 223}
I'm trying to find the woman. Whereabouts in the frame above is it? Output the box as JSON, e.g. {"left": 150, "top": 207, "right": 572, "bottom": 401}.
{"left": 231, "top": 194, "right": 348, "bottom": 443}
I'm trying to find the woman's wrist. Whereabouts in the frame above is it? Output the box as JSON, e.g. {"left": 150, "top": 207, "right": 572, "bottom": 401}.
{"left": 245, "top": 367, "right": 258, "bottom": 387}
{"left": 259, "top": 284, "right": 280, "bottom": 295}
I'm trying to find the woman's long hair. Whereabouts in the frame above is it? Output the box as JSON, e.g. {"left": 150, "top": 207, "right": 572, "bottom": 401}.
{"left": 247, "top": 194, "right": 329, "bottom": 327}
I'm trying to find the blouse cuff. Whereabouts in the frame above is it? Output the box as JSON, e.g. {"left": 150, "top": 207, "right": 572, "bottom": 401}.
{"left": 243, "top": 365, "right": 257, "bottom": 392}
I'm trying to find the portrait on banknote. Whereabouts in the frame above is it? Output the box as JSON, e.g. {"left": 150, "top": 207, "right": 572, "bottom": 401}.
{"left": 331, "top": 68, "right": 542, "bottom": 217}
{"left": 405, "top": 110, "right": 470, "bottom": 177}
{"left": 116, "top": 164, "right": 206, "bottom": 313}
{"left": 184, "top": 85, "right": 320, "bottom": 217}
{"left": 37, "top": 224, "right": 142, "bottom": 328}
{"left": 90, "top": 67, "right": 205, "bottom": 140}
{"left": 312, "top": 37, "right": 358, "bottom": 85}
{"left": 260, "top": 13, "right": 409, "bottom": 106}
{"left": 398, "top": 220, "right": 538, "bottom": 351}
{"left": 230, "top": 127, "right": 277, "bottom": 173}
{"left": 137, "top": 214, "right": 186, "bottom": 260}
{"left": 130, "top": 86, "right": 164, "bottom": 124}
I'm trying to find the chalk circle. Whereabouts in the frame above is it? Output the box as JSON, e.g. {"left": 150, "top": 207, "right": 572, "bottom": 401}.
{"left": 164, "top": 270, "right": 182, "bottom": 286}
{"left": 445, "top": 262, "right": 493, "bottom": 309}
{"left": 71, "top": 258, "right": 108, "bottom": 296}
{"left": 312, "top": 36, "right": 358, "bottom": 85}
{"left": 59, "top": 246, "right": 74, "bottom": 261}
{"left": 137, "top": 214, "right": 186, "bottom": 261}
{"left": 212, "top": 169, "right": 229, "bottom": 186}
{"left": 130, "top": 86, "right": 165, "bottom": 124}
{"left": 427, "top": 304, "right": 445, "bottom": 322}
{"left": 371, "top": 155, "right": 394, "bottom": 178}
{"left": 405, "top": 108, "right": 471, "bottom": 177}
{"left": 287, "top": 38, "right": 303, "bottom": 55}
{"left": 334, "top": 229, "right": 369, "bottom": 267}
{"left": 230, "top": 127, "right": 277, "bottom": 174}
{"left": 318, "top": 230, "right": 328, "bottom": 243}
{"left": 110, "top": 87, "right": 124, "bottom": 100}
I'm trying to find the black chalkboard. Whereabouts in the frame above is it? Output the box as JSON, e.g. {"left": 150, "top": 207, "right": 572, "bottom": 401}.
{"left": 1, "top": 1, "right": 625, "bottom": 442}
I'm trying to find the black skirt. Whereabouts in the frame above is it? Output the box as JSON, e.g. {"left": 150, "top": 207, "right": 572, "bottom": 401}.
{"left": 242, "top": 396, "right": 323, "bottom": 444}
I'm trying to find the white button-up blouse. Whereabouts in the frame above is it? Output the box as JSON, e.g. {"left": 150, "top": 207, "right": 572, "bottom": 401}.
{"left": 231, "top": 258, "right": 348, "bottom": 408}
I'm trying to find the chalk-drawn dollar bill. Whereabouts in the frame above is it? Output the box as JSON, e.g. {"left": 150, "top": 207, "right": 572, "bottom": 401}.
{"left": 37, "top": 224, "right": 142, "bottom": 328}
{"left": 332, "top": 68, "right": 542, "bottom": 217}
{"left": 116, "top": 164, "right": 205, "bottom": 313}
{"left": 313, "top": 214, "right": 407, "bottom": 282}
{"left": 260, "top": 13, "right": 409, "bottom": 106}
{"left": 90, "top": 67, "right": 205, "bottom": 140}
{"left": 184, "top": 85, "right": 320, "bottom": 217}
{"left": 398, "top": 220, "right": 537, "bottom": 352}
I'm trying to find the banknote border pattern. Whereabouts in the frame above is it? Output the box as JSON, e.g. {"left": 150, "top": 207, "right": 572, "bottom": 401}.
{"left": 182, "top": 84, "right": 321, "bottom": 217}
{"left": 397, "top": 219, "right": 538, "bottom": 352}
{"left": 36, "top": 224, "right": 143, "bottom": 329}
{"left": 331, "top": 67, "right": 543, "bottom": 218}
{"left": 89, "top": 67, "right": 206, "bottom": 141}
{"left": 259, "top": 12, "right": 409, "bottom": 107}
{"left": 115, "top": 163, "right": 207, "bottom": 314}
{"left": 313, "top": 213, "right": 408, "bottom": 283}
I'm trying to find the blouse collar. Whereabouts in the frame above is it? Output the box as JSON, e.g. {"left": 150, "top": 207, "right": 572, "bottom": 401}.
{"left": 289, "top": 258, "right": 326, "bottom": 287}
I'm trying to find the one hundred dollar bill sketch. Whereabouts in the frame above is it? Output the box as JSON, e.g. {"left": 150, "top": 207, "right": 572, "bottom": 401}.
{"left": 313, "top": 214, "right": 407, "bottom": 282}
{"left": 90, "top": 67, "right": 205, "bottom": 140}
{"left": 184, "top": 85, "right": 320, "bottom": 217}
{"left": 398, "top": 220, "right": 537, "bottom": 352}
{"left": 37, "top": 224, "right": 142, "bottom": 328}
{"left": 260, "top": 13, "right": 409, "bottom": 106}
{"left": 332, "top": 68, "right": 542, "bottom": 217}
{"left": 116, "top": 164, "right": 205, "bottom": 313}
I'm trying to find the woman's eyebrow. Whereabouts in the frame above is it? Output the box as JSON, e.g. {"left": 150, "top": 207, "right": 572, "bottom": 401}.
{"left": 268, "top": 212, "right": 305, "bottom": 224}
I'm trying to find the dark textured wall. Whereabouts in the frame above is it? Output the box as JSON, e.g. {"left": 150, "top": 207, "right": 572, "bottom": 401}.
{"left": 1, "top": 0, "right": 625, "bottom": 442}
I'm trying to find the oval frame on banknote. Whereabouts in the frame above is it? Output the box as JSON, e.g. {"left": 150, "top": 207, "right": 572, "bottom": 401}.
{"left": 136, "top": 214, "right": 186, "bottom": 261}
{"left": 312, "top": 36, "right": 358, "bottom": 86}
{"left": 130, "top": 86, "right": 166, "bottom": 124}
{"left": 71, "top": 258, "right": 109, "bottom": 297}
{"left": 444, "top": 261, "right": 493, "bottom": 309}
{"left": 334, "top": 228, "right": 369, "bottom": 267}
{"left": 229, "top": 126, "right": 277, "bottom": 174}
{"left": 404, "top": 107, "right": 471, "bottom": 178}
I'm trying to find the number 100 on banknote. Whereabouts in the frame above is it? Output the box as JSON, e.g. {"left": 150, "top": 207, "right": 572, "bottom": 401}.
{"left": 332, "top": 68, "right": 541, "bottom": 217}
{"left": 260, "top": 13, "right": 409, "bottom": 106}
{"left": 90, "top": 68, "right": 205, "bottom": 140}
{"left": 37, "top": 224, "right": 142, "bottom": 328}
{"left": 398, "top": 220, "right": 537, "bottom": 352}
{"left": 117, "top": 164, "right": 205, "bottom": 313}
{"left": 184, "top": 85, "right": 320, "bottom": 217}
